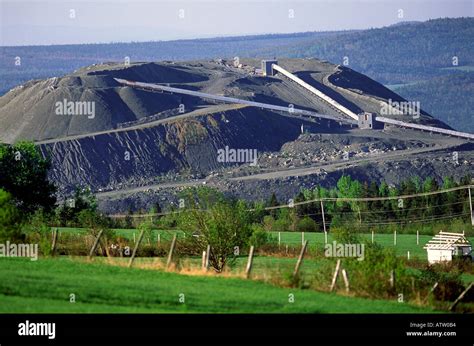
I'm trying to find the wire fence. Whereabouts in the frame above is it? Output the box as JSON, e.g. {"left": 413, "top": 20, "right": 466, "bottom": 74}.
{"left": 107, "top": 184, "right": 474, "bottom": 233}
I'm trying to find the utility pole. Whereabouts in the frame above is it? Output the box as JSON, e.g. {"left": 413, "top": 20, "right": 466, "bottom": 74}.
{"left": 321, "top": 200, "right": 327, "bottom": 243}
{"left": 469, "top": 187, "right": 474, "bottom": 226}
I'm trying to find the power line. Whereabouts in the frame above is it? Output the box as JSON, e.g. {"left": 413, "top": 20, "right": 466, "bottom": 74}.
{"left": 108, "top": 185, "right": 473, "bottom": 221}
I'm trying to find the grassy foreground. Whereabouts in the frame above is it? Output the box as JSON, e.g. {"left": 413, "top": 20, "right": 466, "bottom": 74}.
{"left": 0, "top": 257, "right": 437, "bottom": 313}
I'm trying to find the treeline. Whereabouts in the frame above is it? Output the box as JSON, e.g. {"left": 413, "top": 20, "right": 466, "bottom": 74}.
{"left": 278, "top": 17, "right": 474, "bottom": 84}
{"left": 288, "top": 175, "right": 473, "bottom": 234}
{"left": 150, "top": 175, "right": 474, "bottom": 236}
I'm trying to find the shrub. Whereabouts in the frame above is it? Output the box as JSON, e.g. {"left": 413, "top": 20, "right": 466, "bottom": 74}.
{"left": 272, "top": 218, "right": 291, "bottom": 232}
{"left": 77, "top": 209, "right": 116, "bottom": 256}
{"left": 249, "top": 224, "right": 273, "bottom": 248}
{"left": 24, "top": 209, "right": 53, "bottom": 256}
{"left": 344, "top": 242, "right": 411, "bottom": 298}
{"left": 417, "top": 265, "right": 466, "bottom": 301}
{"left": 262, "top": 215, "right": 275, "bottom": 232}
{"left": 331, "top": 227, "right": 361, "bottom": 244}
{"left": 138, "top": 221, "right": 154, "bottom": 245}
{"left": 296, "top": 217, "right": 319, "bottom": 232}
{"left": 0, "top": 189, "right": 23, "bottom": 242}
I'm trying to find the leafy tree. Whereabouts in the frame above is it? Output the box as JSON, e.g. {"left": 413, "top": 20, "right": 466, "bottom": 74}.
{"left": 296, "top": 216, "right": 319, "bottom": 232}
{"left": 58, "top": 187, "right": 97, "bottom": 226}
{"left": 0, "top": 189, "right": 23, "bottom": 242}
{"left": 179, "top": 189, "right": 252, "bottom": 272}
{"left": 0, "top": 142, "right": 56, "bottom": 214}
{"left": 268, "top": 192, "right": 279, "bottom": 218}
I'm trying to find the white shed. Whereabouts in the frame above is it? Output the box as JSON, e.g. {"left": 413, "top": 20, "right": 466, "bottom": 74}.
{"left": 424, "top": 231, "right": 472, "bottom": 264}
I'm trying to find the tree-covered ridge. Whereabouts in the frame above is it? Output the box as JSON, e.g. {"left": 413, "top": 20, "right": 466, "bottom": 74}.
{"left": 392, "top": 72, "right": 474, "bottom": 133}
{"left": 273, "top": 17, "right": 474, "bottom": 84}
{"left": 2, "top": 18, "right": 472, "bottom": 93}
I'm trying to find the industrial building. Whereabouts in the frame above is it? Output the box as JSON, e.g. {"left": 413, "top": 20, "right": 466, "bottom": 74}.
{"left": 358, "top": 112, "right": 383, "bottom": 130}
{"left": 261, "top": 60, "right": 278, "bottom": 76}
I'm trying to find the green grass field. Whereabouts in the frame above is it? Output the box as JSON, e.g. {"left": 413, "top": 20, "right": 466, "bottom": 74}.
{"left": 0, "top": 258, "right": 436, "bottom": 313}
{"left": 54, "top": 227, "right": 474, "bottom": 260}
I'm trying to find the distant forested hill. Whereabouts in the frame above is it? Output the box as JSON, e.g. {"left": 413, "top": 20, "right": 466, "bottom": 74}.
{"left": 1, "top": 17, "right": 473, "bottom": 132}
{"left": 271, "top": 17, "right": 474, "bottom": 84}
{"left": 392, "top": 72, "right": 474, "bottom": 133}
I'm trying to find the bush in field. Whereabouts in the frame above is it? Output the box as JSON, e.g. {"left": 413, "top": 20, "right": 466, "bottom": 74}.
{"left": 417, "top": 265, "right": 466, "bottom": 301}
{"left": 77, "top": 209, "right": 115, "bottom": 256}
{"left": 138, "top": 220, "right": 154, "bottom": 245}
{"left": 178, "top": 188, "right": 252, "bottom": 272}
{"left": 296, "top": 217, "right": 319, "bottom": 232}
{"left": 249, "top": 224, "right": 274, "bottom": 248}
{"left": 24, "top": 209, "right": 54, "bottom": 256}
{"left": 331, "top": 227, "right": 361, "bottom": 244}
{"left": 262, "top": 215, "right": 275, "bottom": 231}
{"left": 326, "top": 228, "right": 408, "bottom": 298}
{"left": 156, "top": 209, "right": 180, "bottom": 229}
{"left": 272, "top": 218, "right": 291, "bottom": 232}
{"left": 345, "top": 242, "right": 410, "bottom": 298}
{"left": 0, "top": 189, "right": 23, "bottom": 242}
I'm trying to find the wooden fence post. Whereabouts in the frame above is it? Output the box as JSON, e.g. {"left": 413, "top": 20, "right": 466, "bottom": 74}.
{"left": 278, "top": 232, "right": 281, "bottom": 247}
{"left": 389, "top": 270, "right": 395, "bottom": 289}
{"left": 449, "top": 282, "right": 474, "bottom": 311}
{"left": 201, "top": 251, "right": 207, "bottom": 270}
{"left": 341, "top": 269, "right": 350, "bottom": 292}
{"left": 416, "top": 231, "right": 419, "bottom": 245}
{"left": 293, "top": 240, "right": 308, "bottom": 278}
{"left": 128, "top": 229, "right": 145, "bottom": 268}
{"left": 430, "top": 282, "right": 439, "bottom": 293}
{"left": 330, "top": 259, "right": 341, "bottom": 292}
{"left": 371, "top": 231, "right": 374, "bottom": 243}
{"left": 245, "top": 246, "right": 255, "bottom": 279}
{"left": 205, "top": 244, "right": 211, "bottom": 270}
{"left": 407, "top": 251, "right": 410, "bottom": 260}
{"left": 88, "top": 230, "right": 104, "bottom": 260}
{"left": 394, "top": 231, "right": 397, "bottom": 246}
{"left": 166, "top": 234, "right": 177, "bottom": 269}
{"left": 321, "top": 201, "right": 327, "bottom": 234}
{"left": 51, "top": 228, "right": 58, "bottom": 256}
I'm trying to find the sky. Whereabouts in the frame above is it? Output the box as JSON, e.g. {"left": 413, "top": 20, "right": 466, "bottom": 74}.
{"left": 0, "top": 0, "right": 473, "bottom": 46}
